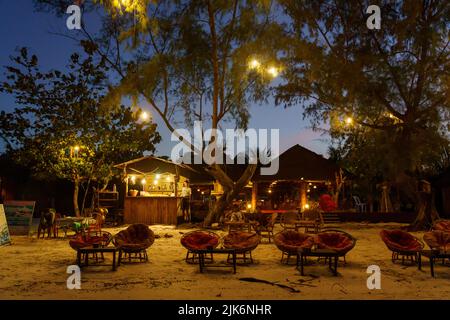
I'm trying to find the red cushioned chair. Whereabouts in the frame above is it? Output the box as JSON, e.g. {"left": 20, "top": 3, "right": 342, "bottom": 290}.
{"left": 423, "top": 231, "right": 450, "bottom": 252}
{"left": 424, "top": 231, "right": 450, "bottom": 265}
{"left": 380, "top": 229, "right": 424, "bottom": 265}
{"left": 274, "top": 230, "right": 315, "bottom": 264}
{"left": 316, "top": 229, "right": 356, "bottom": 264}
{"left": 223, "top": 232, "right": 261, "bottom": 264}
{"left": 252, "top": 213, "right": 278, "bottom": 243}
{"left": 180, "top": 230, "right": 220, "bottom": 264}
{"left": 69, "top": 230, "right": 112, "bottom": 263}
{"left": 113, "top": 224, "right": 155, "bottom": 263}
{"left": 432, "top": 220, "right": 450, "bottom": 233}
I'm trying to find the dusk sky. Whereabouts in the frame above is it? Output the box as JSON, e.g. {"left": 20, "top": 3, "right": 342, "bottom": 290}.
{"left": 0, "top": 1, "right": 330, "bottom": 157}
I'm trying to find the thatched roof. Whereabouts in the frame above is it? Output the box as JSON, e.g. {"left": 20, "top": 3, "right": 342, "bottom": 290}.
{"left": 114, "top": 144, "right": 341, "bottom": 184}
{"left": 114, "top": 156, "right": 213, "bottom": 183}
{"left": 252, "top": 144, "right": 340, "bottom": 182}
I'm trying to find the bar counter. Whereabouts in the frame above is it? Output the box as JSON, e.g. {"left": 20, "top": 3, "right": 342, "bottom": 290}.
{"left": 124, "top": 196, "right": 182, "bottom": 225}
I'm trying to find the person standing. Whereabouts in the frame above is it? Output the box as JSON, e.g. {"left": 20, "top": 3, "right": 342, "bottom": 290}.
{"left": 181, "top": 180, "right": 192, "bottom": 222}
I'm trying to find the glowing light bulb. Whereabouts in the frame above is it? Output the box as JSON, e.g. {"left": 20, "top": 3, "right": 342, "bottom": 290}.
{"left": 345, "top": 117, "right": 353, "bottom": 125}
{"left": 248, "top": 59, "right": 260, "bottom": 69}
{"left": 141, "top": 179, "right": 146, "bottom": 185}
{"left": 140, "top": 111, "right": 149, "bottom": 121}
{"left": 267, "top": 67, "right": 279, "bottom": 78}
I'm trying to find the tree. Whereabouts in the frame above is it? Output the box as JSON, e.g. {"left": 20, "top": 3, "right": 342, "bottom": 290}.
{"left": 0, "top": 48, "right": 161, "bottom": 216}
{"left": 277, "top": 0, "right": 449, "bottom": 229}
{"left": 35, "top": 0, "right": 286, "bottom": 224}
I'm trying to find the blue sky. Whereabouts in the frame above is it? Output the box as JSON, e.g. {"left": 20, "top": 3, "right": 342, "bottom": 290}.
{"left": 0, "top": 1, "right": 330, "bottom": 157}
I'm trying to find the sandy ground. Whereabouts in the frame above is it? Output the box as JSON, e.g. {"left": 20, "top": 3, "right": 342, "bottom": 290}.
{"left": 0, "top": 222, "right": 449, "bottom": 300}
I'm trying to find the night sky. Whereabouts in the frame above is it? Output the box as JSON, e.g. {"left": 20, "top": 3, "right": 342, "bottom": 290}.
{"left": 0, "top": 1, "right": 330, "bottom": 157}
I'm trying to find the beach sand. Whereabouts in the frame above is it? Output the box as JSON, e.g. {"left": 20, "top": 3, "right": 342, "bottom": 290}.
{"left": 0, "top": 222, "right": 448, "bottom": 300}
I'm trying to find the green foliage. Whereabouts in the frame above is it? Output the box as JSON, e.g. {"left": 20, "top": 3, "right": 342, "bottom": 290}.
{"left": 0, "top": 47, "right": 161, "bottom": 188}
{"left": 278, "top": 0, "right": 450, "bottom": 182}
{"left": 73, "top": 0, "right": 287, "bottom": 130}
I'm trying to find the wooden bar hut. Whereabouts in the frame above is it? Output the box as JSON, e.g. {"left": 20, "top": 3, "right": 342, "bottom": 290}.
{"left": 251, "top": 144, "right": 342, "bottom": 212}
{"left": 114, "top": 156, "right": 213, "bottom": 225}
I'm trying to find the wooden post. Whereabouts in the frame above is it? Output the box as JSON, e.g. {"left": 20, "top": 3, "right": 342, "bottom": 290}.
{"left": 251, "top": 181, "right": 258, "bottom": 210}
{"left": 123, "top": 166, "right": 128, "bottom": 195}
{"left": 299, "top": 181, "right": 307, "bottom": 211}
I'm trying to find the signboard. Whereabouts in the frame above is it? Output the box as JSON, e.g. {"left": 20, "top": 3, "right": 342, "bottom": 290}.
{"left": 0, "top": 204, "right": 11, "bottom": 246}
{"left": 3, "top": 201, "right": 35, "bottom": 235}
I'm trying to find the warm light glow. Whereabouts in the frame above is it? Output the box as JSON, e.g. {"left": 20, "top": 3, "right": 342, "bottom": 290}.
{"left": 166, "top": 176, "right": 171, "bottom": 182}
{"left": 345, "top": 116, "right": 353, "bottom": 125}
{"left": 141, "top": 178, "right": 146, "bottom": 185}
{"left": 247, "top": 204, "right": 252, "bottom": 209}
{"left": 268, "top": 189, "right": 272, "bottom": 194}
{"left": 155, "top": 174, "right": 161, "bottom": 180}
{"left": 304, "top": 203, "right": 310, "bottom": 209}
{"left": 308, "top": 182, "right": 312, "bottom": 185}
{"left": 248, "top": 59, "right": 261, "bottom": 69}
{"left": 153, "top": 180, "right": 158, "bottom": 185}
{"left": 140, "top": 111, "right": 150, "bottom": 121}
{"left": 130, "top": 175, "right": 136, "bottom": 184}
{"left": 307, "top": 189, "right": 311, "bottom": 193}
{"left": 201, "top": 191, "right": 205, "bottom": 195}
{"left": 313, "top": 185, "right": 317, "bottom": 189}
{"left": 74, "top": 146, "right": 80, "bottom": 151}
{"left": 267, "top": 66, "right": 279, "bottom": 78}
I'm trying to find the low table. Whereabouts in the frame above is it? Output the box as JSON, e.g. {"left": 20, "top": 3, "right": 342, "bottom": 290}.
{"left": 296, "top": 220, "right": 320, "bottom": 233}
{"left": 77, "top": 247, "right": 120, "bottom": 271}
{"left": 418, "top": 250, "right": 450, "bottom": 277}
{"left": 224, "top": 221, "right": 256, "bottom": 233}
{"left": 297, "top": 248, "right": 339, "bottom": 276}
{"left": 190, "top": 248, "right": 237, "bottom": 274}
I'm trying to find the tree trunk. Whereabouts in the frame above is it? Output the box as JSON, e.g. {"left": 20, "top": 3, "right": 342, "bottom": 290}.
{"left": 80, "top": 178, "right": 91, "bottom": 215}
{"left": 73, "top": 179, "right": 80, "bottom": 217}
{"left": 409, "top": 188, "right": 440, "bottom": 231}
{"left": 204, "top": 189, "right": 234, "bottom": 226}
{"left": 203, "top": 163, "right": 257, "bottom": 226}
{"left": 332, "top": 169, "right": 345, "bottom": 207}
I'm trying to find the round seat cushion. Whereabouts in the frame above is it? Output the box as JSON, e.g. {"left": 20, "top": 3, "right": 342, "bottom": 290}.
{"left": 380, "top": 230, "right": 423, "bottom": 252}
{"left": 69, "top": 235, "right": 103, "bottom": 250}
{"left": 223, "top": 232, "right": 260, "bottom": 252}
{"left": 181, "top": 231, "right": 220, "bottom": 251}
{"left": 423, "top": 231, "right": 450, "bottom": 251}
{"left": 433, "top": 220, "right": 450, "bottom": 233}
{"left": 316, "top": 231, "right": 355, "bottom": 254}
{"left": 274, "top": 230, "right": 314, "bottom": 254}
{"left": 114, "top": 224, "right": 154, "bottom": 251}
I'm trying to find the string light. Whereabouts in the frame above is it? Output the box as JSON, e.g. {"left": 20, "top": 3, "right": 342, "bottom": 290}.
{"left": 248, "top": 59, "right": 260, "bottom": 69}
{"left": 267, "top": 66, "right": 279, "bottom": 78}
{"left": 345, "top": 117, "right": 353, "bottom": 125}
